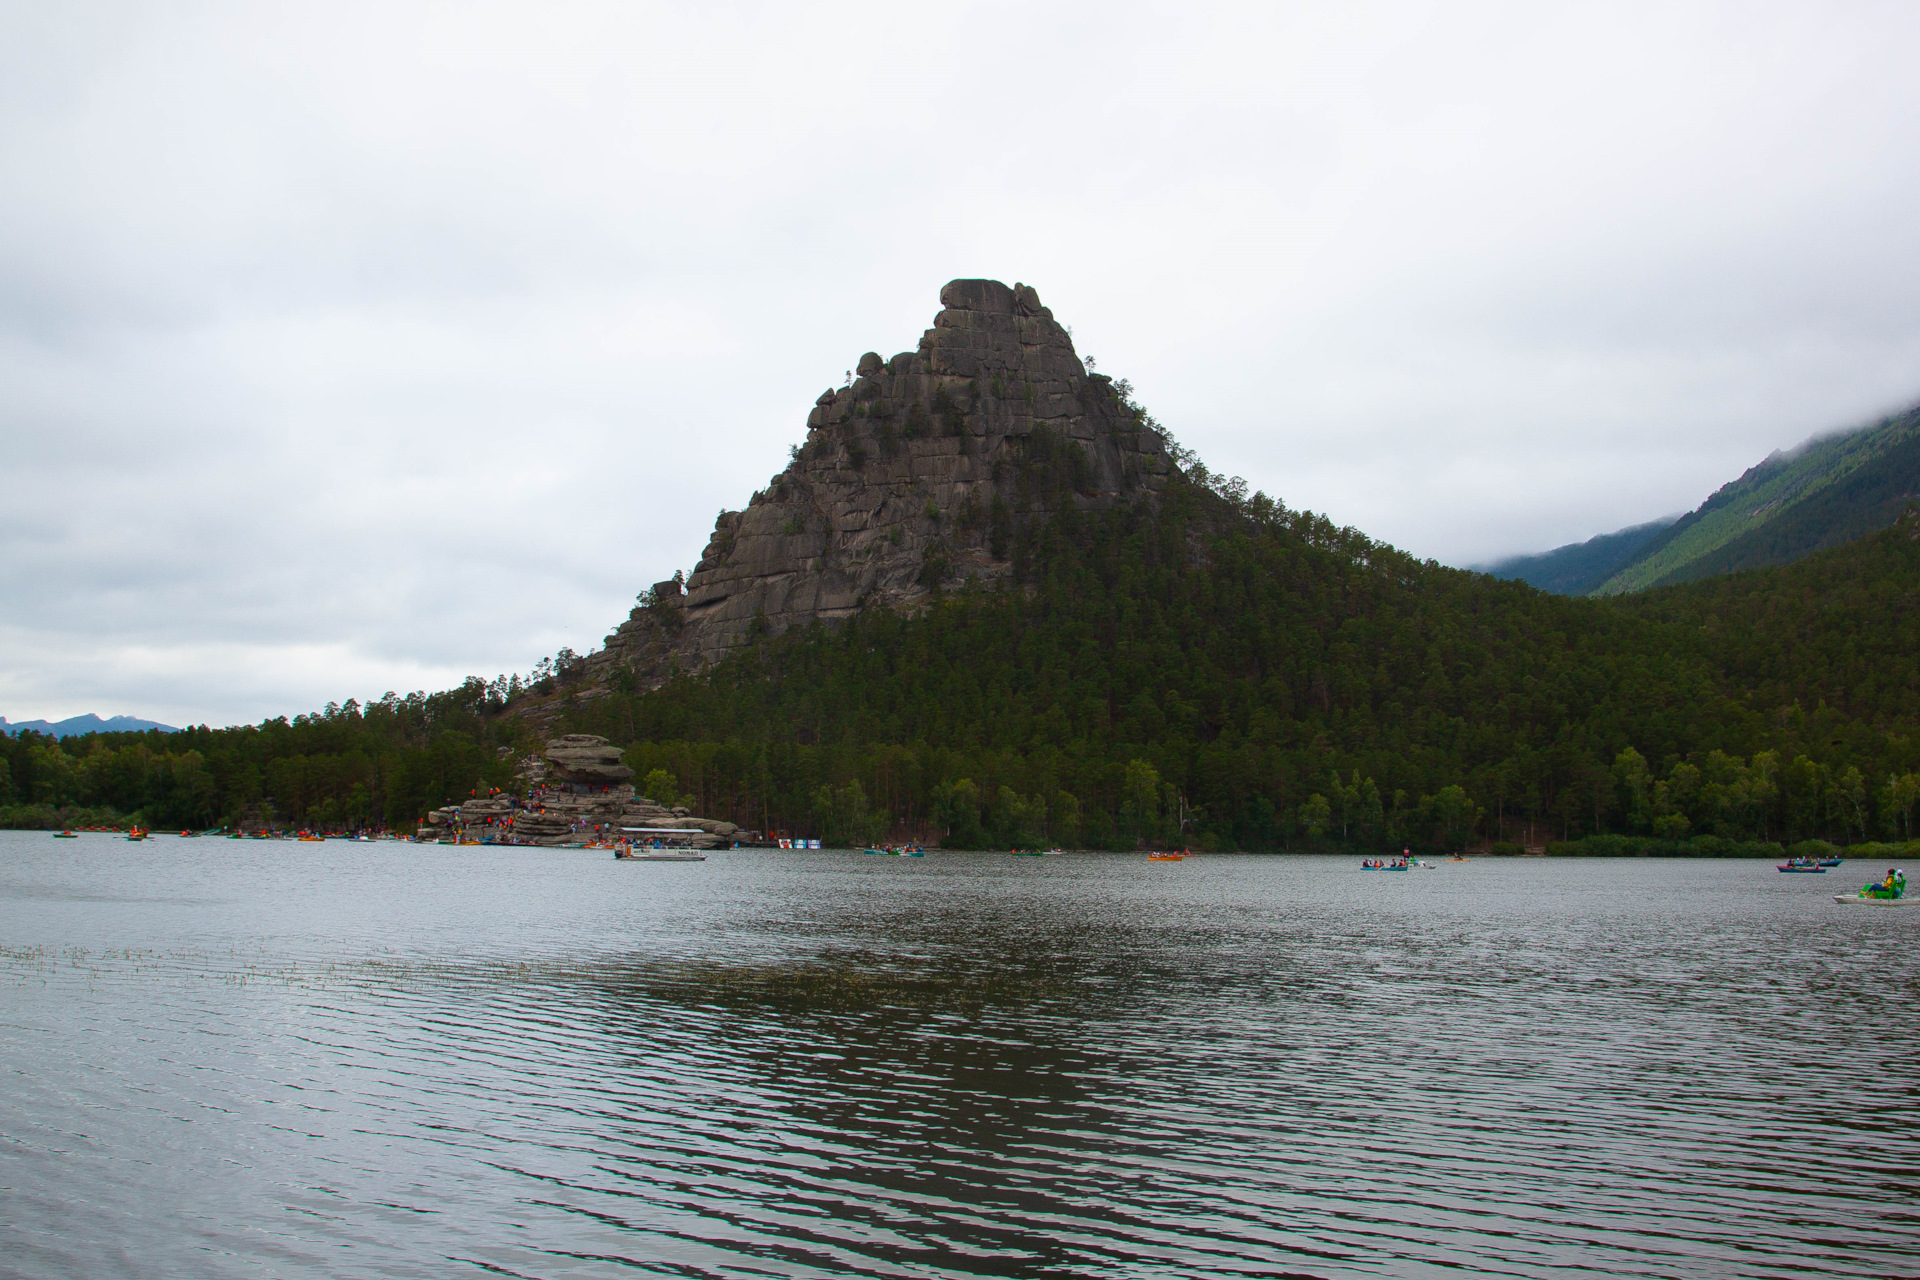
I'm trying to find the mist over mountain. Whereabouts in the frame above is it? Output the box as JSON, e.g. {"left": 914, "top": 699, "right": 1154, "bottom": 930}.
{"left": 1479, "top": 518, "right": 1679, "bottom": 596}
{"left": 1593, "top": 404, "right": 1920, "bottom": 593}
{"left": 1486, "top": 403, "right": 1920, "bottom": 596}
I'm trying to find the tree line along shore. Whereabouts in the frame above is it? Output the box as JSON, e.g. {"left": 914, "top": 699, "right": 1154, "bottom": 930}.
{"left": 4, "top": 477, "right": 1919, "bottom": 856}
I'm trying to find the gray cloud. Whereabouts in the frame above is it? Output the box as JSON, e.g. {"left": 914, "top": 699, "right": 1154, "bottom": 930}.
{"left": 3, "top": 1, "right": 1918, "bottom": 725}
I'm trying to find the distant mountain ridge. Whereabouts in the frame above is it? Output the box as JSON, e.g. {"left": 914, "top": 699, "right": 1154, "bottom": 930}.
{"left": 0, "top": 713, "right": 178, "bottom": 738}
{"left": 1478, "top": 517, "right": 1679, "bottom": 596}
{"left": 1591, "top": 404, "right": 1920, "bottom": 594}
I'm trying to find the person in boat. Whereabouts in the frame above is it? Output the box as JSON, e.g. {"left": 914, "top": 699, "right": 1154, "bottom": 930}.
{"left": 1881, "top": 868, "right": 1906, "bottom": 897}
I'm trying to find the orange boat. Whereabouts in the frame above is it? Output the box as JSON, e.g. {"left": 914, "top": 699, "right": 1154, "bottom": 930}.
{"left": 1147, "top": 850, "right": 1186, "bottom": 861}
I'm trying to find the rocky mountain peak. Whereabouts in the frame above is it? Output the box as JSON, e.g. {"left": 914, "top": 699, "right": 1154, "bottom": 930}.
{"left": 595, "top": 279, "right": 1176, "bottom": 683}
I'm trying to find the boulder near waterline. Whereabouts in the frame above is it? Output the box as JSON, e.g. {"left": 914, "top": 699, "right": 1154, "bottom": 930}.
{"left": 417, "top": 734, "right": 739, "bottom": 846}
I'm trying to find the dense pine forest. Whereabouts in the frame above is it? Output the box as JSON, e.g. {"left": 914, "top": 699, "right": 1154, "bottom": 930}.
{"left": 6, "top": 461, "right": 1918, "bottom": 854}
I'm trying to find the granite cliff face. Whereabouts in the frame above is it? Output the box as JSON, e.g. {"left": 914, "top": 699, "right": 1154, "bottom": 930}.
{"left": 594, "top": 279, "right": 1176, "bottom": 683}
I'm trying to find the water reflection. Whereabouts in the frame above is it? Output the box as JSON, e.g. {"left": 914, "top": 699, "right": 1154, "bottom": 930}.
{"left": 575, "top": 927, "right": 1205, "bottom": 1277}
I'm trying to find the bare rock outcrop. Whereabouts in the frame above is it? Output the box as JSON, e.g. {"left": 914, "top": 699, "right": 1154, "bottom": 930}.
{"left": 590, "top": 279, "right": 1174, "bottom": 683}
{"left": 417, "top": 734, "right": 738, "bottom": 847}
{"left": 543, "top": 733, "right": 635, "bottom": 784}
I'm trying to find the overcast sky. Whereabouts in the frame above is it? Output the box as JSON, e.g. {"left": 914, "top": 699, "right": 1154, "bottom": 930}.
{"left": 4, "top": 2, "right": 1919, "bottom": 728}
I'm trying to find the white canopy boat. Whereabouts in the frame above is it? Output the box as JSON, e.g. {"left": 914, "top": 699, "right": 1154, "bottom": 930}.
{"left": 615, "top": 827, "right": 708, "bottom": 861}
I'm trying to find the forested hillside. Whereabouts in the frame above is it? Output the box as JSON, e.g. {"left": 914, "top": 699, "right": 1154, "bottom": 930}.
{"left": 547, "top": 481, "right": 1920, "bottom": 852}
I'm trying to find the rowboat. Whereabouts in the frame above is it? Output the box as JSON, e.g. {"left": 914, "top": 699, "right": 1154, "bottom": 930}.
{"left": 53, "top": 830, "right": 77, "bottom": 839}
{"left": 1147, "top": 851, "right": 1185, "bottom": 861}
{"left": 1777, "top": 863, "right": 1824, "bottom": 873}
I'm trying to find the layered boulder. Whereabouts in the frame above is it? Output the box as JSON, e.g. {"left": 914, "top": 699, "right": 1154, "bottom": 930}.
{"left": 592, "top": 279, "right": 1175, "bottom": 683}
{"left": 543, "top": 734, "right": 634, "bottom": 785}
{"left": 417, "top": 734, "right": 738, "bottom": 847}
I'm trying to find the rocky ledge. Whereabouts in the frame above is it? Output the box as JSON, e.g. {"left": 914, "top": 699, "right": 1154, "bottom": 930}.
{"left": 418, "top": 734, "right": 738, "bottom": 847}
{"left": 589, "top": 279, "right": 1174, "bottom": 686}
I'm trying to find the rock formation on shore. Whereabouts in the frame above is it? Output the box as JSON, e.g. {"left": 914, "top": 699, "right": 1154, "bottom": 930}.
{"left": 589, "top": 279, "right": 1176, "bottom": 685}
{"left": 418, "top": 734, "right": 738, "bottom": 847}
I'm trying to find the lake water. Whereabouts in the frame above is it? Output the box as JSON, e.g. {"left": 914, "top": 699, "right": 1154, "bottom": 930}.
{"left": 0, "top": 833, "right": 1913, "bottom": 1278}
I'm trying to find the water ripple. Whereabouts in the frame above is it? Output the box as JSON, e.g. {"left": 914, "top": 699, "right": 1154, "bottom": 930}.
{"left": 0, "top": 837, "right": 1914, "bottom": 1277}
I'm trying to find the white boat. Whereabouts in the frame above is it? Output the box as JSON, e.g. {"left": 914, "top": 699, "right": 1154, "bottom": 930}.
{"left": 615, "top": 826, "right": 709, "bottom": 861}
{"left": 1833, "top": 894, "right": 1913, "bottom": 906}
